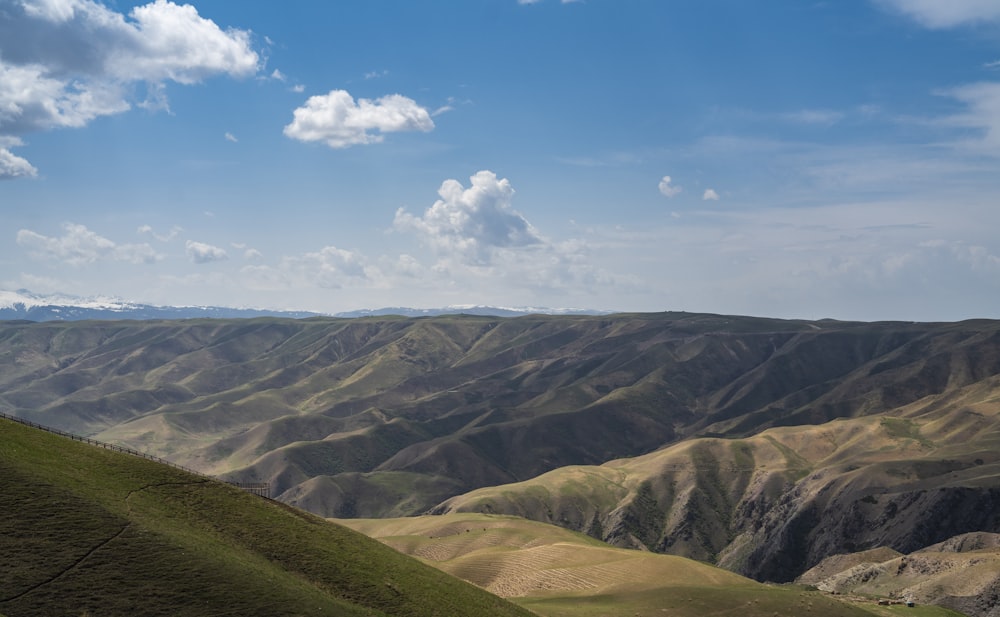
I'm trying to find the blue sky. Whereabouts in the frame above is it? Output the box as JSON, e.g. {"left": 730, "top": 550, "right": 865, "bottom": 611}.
{"left": 2, "top": 0, "right": 1000, "bottom": 320}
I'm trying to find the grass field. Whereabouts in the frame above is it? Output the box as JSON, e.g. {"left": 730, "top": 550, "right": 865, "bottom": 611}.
{"left": 0, "top": 417, "right": 534, "bottom": 617}
{"left": 339, "top": 513, "right": 969, "bottom": 617}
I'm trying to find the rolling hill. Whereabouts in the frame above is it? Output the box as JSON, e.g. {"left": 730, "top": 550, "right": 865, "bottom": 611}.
{"left": 3, "top": 312, "right": 1000, "bottom": 595}
{"left": 338, "top": 513, "right": 906, "bottom": 617}
{"left": 0, "top": 416, "right": 533, "bottom": 617}
{"left": 430, "top": 381, "right": 1000, "bottom": 584}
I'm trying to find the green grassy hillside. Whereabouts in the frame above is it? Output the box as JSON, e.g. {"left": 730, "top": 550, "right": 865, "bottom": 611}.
{"left": 0, "top": 417, "right": 534, "bottom": 617}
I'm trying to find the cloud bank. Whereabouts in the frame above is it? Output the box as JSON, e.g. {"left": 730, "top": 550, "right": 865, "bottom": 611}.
{"left": 17, "top": 223, "right": 160, "bottom": 265}
{"left": 0, "top": 0, "right": 259, "bottom": 178}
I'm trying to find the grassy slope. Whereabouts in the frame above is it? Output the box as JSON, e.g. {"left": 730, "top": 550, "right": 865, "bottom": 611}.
{"left": 432, "top": 378, "right": 1000, "bottom": 582}
{"left": 0, "top": 418, "right": 534, "bottom": 617}
{"left": 338, "top": 513, "right": 965, "bottom": 617}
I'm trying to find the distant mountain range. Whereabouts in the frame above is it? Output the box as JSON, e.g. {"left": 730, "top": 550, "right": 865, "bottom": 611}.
{"left": 0, "top": 289, "right": 610, "bottom": 321}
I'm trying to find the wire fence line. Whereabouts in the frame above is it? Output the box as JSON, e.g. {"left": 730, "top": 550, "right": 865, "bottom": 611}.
{"left": 0, "top": 411, "right": 270, "bottom": 498}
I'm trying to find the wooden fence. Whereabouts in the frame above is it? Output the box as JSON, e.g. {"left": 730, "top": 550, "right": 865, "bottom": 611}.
{"left": 0, "top": 411, "right": 270, "bottom": 498}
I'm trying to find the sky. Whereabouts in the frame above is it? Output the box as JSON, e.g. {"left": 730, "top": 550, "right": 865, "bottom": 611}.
{"left": 2, "top": 0, "right": 1000, "bottom": 321}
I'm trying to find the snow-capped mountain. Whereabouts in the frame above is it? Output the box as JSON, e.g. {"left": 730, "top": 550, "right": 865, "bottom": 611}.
{"left": 0, "top": 290, "right": 612, "bottom": 322}
{"left": 0, "top": 290, "right": 322, "bottom": 321}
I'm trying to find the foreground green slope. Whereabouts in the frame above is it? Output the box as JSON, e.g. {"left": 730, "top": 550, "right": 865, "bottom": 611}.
{"left": 339, "top": 513, "right": 964, "bottom": 617}
{"left": 0, "top": 417, "right": 534, "bottom": 617}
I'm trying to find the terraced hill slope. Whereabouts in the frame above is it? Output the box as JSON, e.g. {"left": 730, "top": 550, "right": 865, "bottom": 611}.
{"left": 0, "top": 417, "right": 533, "bottom": 617}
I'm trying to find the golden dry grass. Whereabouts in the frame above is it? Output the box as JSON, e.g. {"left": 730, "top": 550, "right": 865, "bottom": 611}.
{"left": 339, "top": 513, "right": 939, "bottom": 617}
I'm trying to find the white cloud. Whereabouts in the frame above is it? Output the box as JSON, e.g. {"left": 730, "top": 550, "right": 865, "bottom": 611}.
{"left": 364, "top": 69, "right": 389, "bottom": 80}
{"left": 283, "top": 89, "right": 434, "bottom": 148}
{"left": 939, "top": 82, "right": 1000, "bottom": 153}
{"left": 108, "top": 1, "right": 258, "bottom": 84}
{"left": 389, "top": 171, "right": 636, "bottom": 300}
{"left": 0, "top": 138, "right": 38, "bottom": 179}
{"left": 185, "top": 240, "right": 228, "bottom": 264}
{"left": 875, "top": 0, "right": 1000, "bottom": 28}
{"left": 241, "top": 245, "right": 376, "bottom": 291}
{"left": 0, "top": 0, "right": 258, "bottom": 175}
{"left": 138, "top": 224, "right": 181, "bottom": 242}
{"left": 703, "top": 188, "right": 720, "bottom": 201}
{"left": 291, "top": 84, "right": 305, "bottom": 93}
{"left": 393, "top": 170, "right": 543, "bottom": 265}
{"left": 782, "top": 109, "right": 845, "bottom": 125}
{"left": 658, "top": 175, "right": 682, "bottom": 198}
{"left": 224, "top": 132, "right": 238, "bottom": 142}
{"left": 270, "top": 68, "right": 286, "bottom": 81}
{"left": 17, "top": 223, "right": 160, "bottom": 265}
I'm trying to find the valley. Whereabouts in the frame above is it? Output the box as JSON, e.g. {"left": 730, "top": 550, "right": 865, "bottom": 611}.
{"left": 2, "top": 312, "right": 1000, "bottom": 614}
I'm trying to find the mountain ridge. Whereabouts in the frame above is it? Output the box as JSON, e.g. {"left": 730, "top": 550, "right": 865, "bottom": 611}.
{"left": 0, "top": 288, "right": 610, "bottom": 321}
{"left": 3, "top": 311, "right": 1000, "bottom": 595}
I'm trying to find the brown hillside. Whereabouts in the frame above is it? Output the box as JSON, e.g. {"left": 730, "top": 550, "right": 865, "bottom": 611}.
{"left": 3, "top": 313, "right": 1000, "bottom": 587}
{"left": 433, "top": 377, "right": 1000, "bottom": 583}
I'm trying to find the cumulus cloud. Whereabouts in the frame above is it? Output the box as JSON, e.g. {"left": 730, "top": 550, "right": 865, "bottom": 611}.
{"left": 658, "top": 175, "right": 682, "bottom": 198}
{"left": 875, "top": 0, "right": 1000, "bottom": 28}
{"left": 224, "top": 131, "right": 238, "bottom": 142}
{"left": 389, "top": 171, "right": 636, "bottom": 299}
{"left": 283, "top": 89, "right": 434, "bottom": 148}
{"left": 185, "top": 240, "right": 228, "bottom": 264}
{"left": 703, "top": 188, "right": 720, "bottom": 201}
{"left": 17, "top": 223, "right": 160, "bottom": 265}
{"left": 0, "top": 0, "right": 258, "bottom": 175}
{"left": 393, "top": 170, "right": 543, "bottom": 264}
